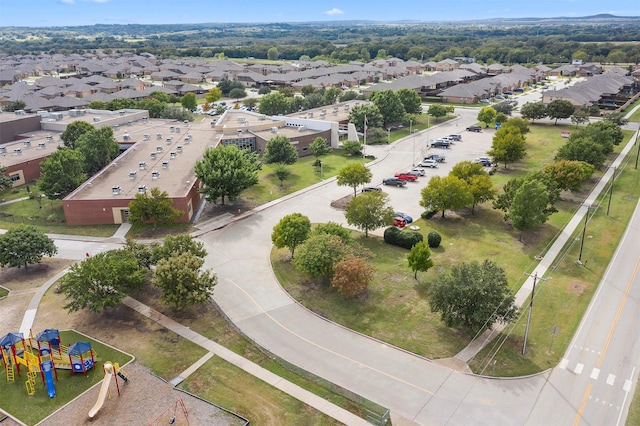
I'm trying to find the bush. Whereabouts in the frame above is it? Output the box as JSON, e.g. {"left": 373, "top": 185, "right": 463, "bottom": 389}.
{"left": 421, "top": 210, "right": 438, "bottom": 219}
{"left": 427, "top": 231, "right": 442, "bottom": 248}
{"left": 383, "top": 227, "right": 424, "bottom": 249}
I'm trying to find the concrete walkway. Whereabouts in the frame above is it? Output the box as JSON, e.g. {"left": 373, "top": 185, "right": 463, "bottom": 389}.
{"left": 122, "top": 297, "right": 373, "bottom": 426}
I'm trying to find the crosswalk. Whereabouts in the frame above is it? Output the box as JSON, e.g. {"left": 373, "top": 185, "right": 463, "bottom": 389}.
{"left": 558, "top": 356, "right": 634, "bottom": 393}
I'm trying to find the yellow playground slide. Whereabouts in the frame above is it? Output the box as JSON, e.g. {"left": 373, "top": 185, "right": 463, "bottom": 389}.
{"left": 88, "top": 363, "right": 113, "bottom": 418}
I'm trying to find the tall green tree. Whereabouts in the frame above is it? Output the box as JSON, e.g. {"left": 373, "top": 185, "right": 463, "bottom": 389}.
{"left": 229, "top": 87, "right": 247, "bottom": 101}
{"left": 555, "top": 136, "right": 607, "bottom": 169}
{"left": 205, "top": 87, "right": 222, "bottom": 103}
{"left": 344, "top": 191, "right": 394, "bottom": 237}
{"left": 153, "top": 252, "right": 217, "bottom": 310}
{"left": 151, "top": 234, "right": 207, "bottom": 265}
{"left": 274, "top": 164, "right": 291, "bottom": 186}
{"left": 267, "top": 47, "right": 279, "bottom": 61}
{"left": 0, "top": 165, "right": 11, "bottom": 192}
{"left": 396, "top": 88, "right": 423, "bottom": 115}
{"left": 195, "top": 144, "right": 260, "bottom": 205}
{"left": 407, "top": 241, "right": 434, "bottom": 279}
{"left": 38, "top": 148, "right": 86, "bottom": 199}
{"left": 271, "top": 213, "right": 311, "bottom": 258}
{"left": 370, "top": 89, "right": 405, "bottom": 127}
{"left": 181, "top": 93, "right": 197, "bottom": 111}
{"left": 0, "top": 225, "right": 57, "bottom": 269}
{"left": 520, "top": 102, "right": 548, "bottom": 123}
{"left": 293, "top": 234, "right": 349, "bottom": 281}
{"left": 427, "top": 104, "right": 447, "bottom": 122}
{"left": 336, "top": 163, "right": 372, "bottom": 197}
{"left": 258, "top": 91, "right": 291, "bottom": 116}
{"left": 263, "top": 135, "right": 298, "bottom": 165}
{"left": 309, "top": 137, "right": 331, "bottom": 163}
{"left": 348, "top": 104, "right": 383, "bottom": 133}
{"left": 419, "top": 175, "right": 473, "bottom": 218}
{"left": 128, "top": 187, "right": 183, "bottom": 230}
{"left": 135, "top": 98, "right": 166, "bottom": 118}
{"left": 546, "top": 99, "right": 575, "bottom": 125}
{"left": 488, "top": 125, "right": 527, "bottom": 169}
{"left": 76, "top": 126, "right": 119, "bottom": 175}
{"left": 509, "top": 179, "right": 551, "bottom": 241}
{"left": 468, "top": 174, "right": 497, "bottom": 214}
{"left": 427, "top": 260, "right": 517, "bottom": 333}
{"left": 477, "top": 106, "right": 497, "bottom": 128}
{"left": 542, "top": 160, "right": 595, "bottom": 192}
{"left": 60, "top": 249, "right": 146, "bottom": 313}
{"left": 60, "top": 120, "right": 94, "bottom": 149}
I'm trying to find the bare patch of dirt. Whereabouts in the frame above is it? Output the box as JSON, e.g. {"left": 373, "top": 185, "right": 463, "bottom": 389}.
{"left": 330, "top": 194, "right": 353, "bottom": 210}
{"left": 567, "top": 280, "right": 587, "bottom": 295}
{"left": 197, "top": 199, "right": 259, "bottom": 221}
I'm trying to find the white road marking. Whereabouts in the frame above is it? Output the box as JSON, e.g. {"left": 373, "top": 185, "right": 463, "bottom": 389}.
{"left": 575, "top": 363, "right": 584, "bottom": 374}
{"left": 591, "top": 368, "right": 600, "bottom": 380}
{"left": 559, "top": 358, "right": 569, "bottom": 369}
{"left": 624, "top": 379, "right": 632, "bottom": 392}
{"left": 607, "top": 374, "right": 616, "bottom": 386}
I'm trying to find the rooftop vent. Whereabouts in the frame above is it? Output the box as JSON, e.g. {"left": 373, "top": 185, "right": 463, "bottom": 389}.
{"left": 170, "top": 126, "right": 175, "bottom": 133}
{"left": 112, "top": 185, "right": 121, "bottom": 195}
{"left": 170, "top": 151, "right": 177, "bottom": 159}
{"left": 299, "top": 126, "right": 306, "bottom": 132}
{"left": 271, "top": 127, "right": 278, "bottom": 134}
{"left": 45, "top": 135, "right": 53, "bottom": 142}
{"left": 119, "top": 111, "right": 126, "bottom": 116}
{"left": 137, "top": 185, "right": 147, "bottom": 194}
{"left": 156, "top": 146, "right": 163, "bottom": 152}
{"left": 0, "top": 146, "right": 6, "bottom": 154}
{"left": 143, "top": 134, "right": 150, "bottom": 141}
{"left": 166, "top": 137, "right": 172, "bottom": 145}
{"left": 113, "top": 124, "right": 120, "bottom": 130}
{"left": 38, "top": 142, "right": 46, "bottom": 149}
{"left": 308, "top": 112, "right": 314, "bottom": 118}
{"left": 128, "top": 171, "right": 137, "bottom": 181}
{"left": 123, "top": 134, "right": 130, "bottom": 141}
{"left": 150, "top": 152, "right": 157, "bottom": 160}
{"left": 156, "top": 133, "right": 162, "bottom": 140}
{"left": 128, "top": 120, "right": 133, "bottom": 126}
{"left": 139, "top": 161, "right": 147, "bottom": 170}
{"left": 14, "top": 148, "right": 22, "bottom": 156}
{"left": 14, "top": 110, "right": 25, "bottom": 116}
{"left": 93, "top": 117, "right": 101, "bottom": 122}
{"left": 176, "top": 145, "right": 183, "bottom": 153}
{"left": 175, "top": 127, "right": 181, "bottom": 133}
{"left": 162, "top": 160, "right": 169, "bottom": 169}
{"left": 23, "top": 139, "right": 31, "bottom": 147}
{"left": 151, "top": 170, "right": 160, "bottom": 180}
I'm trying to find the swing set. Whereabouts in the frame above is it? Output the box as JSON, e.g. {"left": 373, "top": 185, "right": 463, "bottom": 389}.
{"left": 148, "top": 398, "right": 189, "bottom": 425}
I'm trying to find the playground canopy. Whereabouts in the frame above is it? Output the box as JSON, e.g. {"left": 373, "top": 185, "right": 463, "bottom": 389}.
{"left": 0, "top": 332, "right": 24, "bottom": 348}
{"left": 68, "top": 341, "right": 92, "bottom": 356}
{"left": 36, "top": 329, "right": 60, "bottom": 343}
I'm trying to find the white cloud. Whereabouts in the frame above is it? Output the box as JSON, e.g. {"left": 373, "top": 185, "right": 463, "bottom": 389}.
{"left": 324, "top": 8, "right": 344, "bottom": 16}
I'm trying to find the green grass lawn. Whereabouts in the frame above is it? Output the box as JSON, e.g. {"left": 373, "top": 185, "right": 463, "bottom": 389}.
{"left": 0, "top": 286, "right": 8, "bottom": 298}
{"left": 180, "top": 356, "right": 343, "bottom": 426}
{"left": 0, "top": 330, "right": 133, "bottom": 425}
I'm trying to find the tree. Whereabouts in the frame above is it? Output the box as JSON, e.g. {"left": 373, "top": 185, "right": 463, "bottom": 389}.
{"left": 60, "top": 249, "right": 146, "bottom": 313}
{"left": 195, "top": 144, "right": 260, "bottom": 205}
{"left": 546, "top": 99, "right": 575, "bottom": 125}
{"left": 450, "top": 161, "right": 485, "bottom": 183}
{"left": 271, "top": 213, "right": 311, "bottom": 258}
{"left": 427, "top": 104, "right": 447, "bottom": 122}
{"left": 229, "top": 87, "right": 247, "bottom": 101}
{"left": 370, "top": 89, "right": 405, "bottom": 127}
{"left": 267, "top": 46, "right": 279, "bottom": 61}
{"left": 342, "top": 140, "right": 362, "bottom": 156}
{"left": 293, "top": 234, "right": 349, "bottom": 281}
{"left": 493, "top": 102, "right": 514, "bottom": 116}
{"left": 258, "top": 91, "right": 291, "bottom": 116}
{"left": 154, "top": 252, "right": 217, "bottom": 310}
{"left": 509, "top": 179, "right": 550, "bottom": 240}
{"left": 135, "top": 98, "right": 166, "bottom": 118}
{"left": 76, "top": 126, "right": 119, "bottom": 175}
{"left": 495, "top": 112, "right": 508, "bottom": 124}
{"left": 0, "top": 165, "right": 11, "bottom": 192}
{"left": 345, "top": 191, "right": 394, "bottom": 237}
{"left": 311, "top": 222, "right": 353, "bottom": 244}
{"left": 263, "top": 135, "right": 298, "bottom": 165}
{"left": 151, "top": 234, "right": 207, "bottom": 264}
{"left": 502, "top": 117, "right": 530, "bottom": 135}
{"left": 468, "top": 174, "right": 497, "bottom": 214}
{"left": 488, "top": 125, "right": 527, "bottom": 169}
{"left": 360, "top": 47, "right": 371, "bottom": 62}
{"left": 128, "top": 187, "right": 183, "bottom": 230}
{"left": 301, "top": 85, "right": 315, "bottom": 97}
{"left": 3, "top": 100, "right": 26, "bottom": 112}
{"left": 520, "top": 102, "right": 548, "bottom": 123}
{"left": 407, "top": 241, "right": 434, "bottom": 279}
{"left": 570, "top": 108, "right": 590, "bottom": 128}
{"left": 243, "top": 97, "right": 258, "bottom": 110}
{"left": 309, "top": 137, "right": 331, "bottom": 163}
{"left": 493, "top": 174, "right": 558, "bottom": 220}
{"left": 0, "top": 225, "right": 57, "bottom": 269}
{"left": 542, "top": 160, "right": 595, "bottom": 192}
{"left": 602, "top": 112, "right": 629, "bottom": 126}
{"left": 555, "top": 136, "right": 607, "bottom": 169}
{"left": 419, "top": 175, "right": 473, "bottom": 218}
{"left": 348, "top": 103, "right": 383, "bottom": 133}
{"left": 427, "top": 260, "right": 516, "bottom": 333}
{"left": 38, "top": 148, "right": 86, "bottom": 199}
{"left": 323, "top": 87, "right": 342, "bottom": 105}
{"left": 205, "top": 87, "right": 222, "bottom": 103}
{"left": 336, "top": 163, "right": 372, "bottom": 197}
{"left": 274, "top": 164, "right": 291, "bottom": 186}
{"left": 331, "top": 256, "right": 375, "bottom": 298}
{"left": 60, "top": 120, "right": 94, "bottom": 149}
{"left": 397, "top": 88, "right": 422, "bottom": 115}
{"left": 180, "top": 93, "right": 197, "bottom": 111}
{"left": 477, "top": 106, "right": 497, "bottom": 128}
{"left": 258, "top": 86, "right": 271, "bottom": 95}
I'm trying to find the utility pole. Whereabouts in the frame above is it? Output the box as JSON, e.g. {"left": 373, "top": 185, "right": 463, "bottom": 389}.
{"left": 522, "top": 272, "right": 550, "bottom": 355}
{"left": 606, "top": 167, "right": 616, "bottom": 216}
{"left": 577, "top": 205, "right": 592, "bottom": 265}
{"left": 635, "top": 124, "right": 639, "bottom": 170}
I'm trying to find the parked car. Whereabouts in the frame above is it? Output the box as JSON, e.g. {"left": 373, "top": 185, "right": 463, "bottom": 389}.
{"left": 448, "top": 134, "right": 462, "bottom": 141}
{"left": 394, "top": 212, "right": 413, "bottom": 224}
{"left": 418, "top": 159, "right": 438, "bottom": 168}
{"left": 407, "top": 168, "right": 425, "bottom": 176}
{"left": 362, "top": 186, "right": 381, "bottom": 193}
{"left": 515, "top": 87, "right": 524, "bottom": 93}
{"left": 424, "top": 154, "right": 446, "bottom": 163}
{"left": 466, "top": 125, "right": 482, "bottom": 132}
{"left": 495, "top": 95, "right": 505, "bottom": 100}
{"left": 473, "top": 157, "right": 492, "bottom": 167}
{"left": 504, "top": 91, "right": 513, "bottom": 95}
{"left": 393, "top": 216, "right": 408, "bottom": 228}
{"left": 430, "top": 140, "right": 451, "bottom": 148}
{"left": 480, "top": 99, "right": 491, "bottom": 104}
{"left": 394, "top": 172, "right": 418, "bottom": 182}
{"left": 383, "top": 177, "right": 407, "bottom": 187}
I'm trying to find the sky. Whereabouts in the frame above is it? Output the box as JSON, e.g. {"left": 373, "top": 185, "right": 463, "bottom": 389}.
{"left": 0, "top": 0, "right": 639, "bottom": 27}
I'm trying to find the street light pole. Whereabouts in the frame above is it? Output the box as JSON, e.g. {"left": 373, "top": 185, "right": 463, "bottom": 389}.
{"left": 522, "top": 272, "right": 538, "bottom": 356}
{"left": 577, "top": 205, "right": 591, "bottom": 265}
{"left": 606, "top": 167, "right": 616, "bottom": 216}
{"left": 413, "top": 130, "right": 416, "bottom": 166}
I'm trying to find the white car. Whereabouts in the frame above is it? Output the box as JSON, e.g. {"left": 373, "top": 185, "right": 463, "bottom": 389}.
{"left": 419, "top": 159, "right": 438, "bottom": 168}
{"left": 407, "top": 168, "right": 425, "bottom": 176}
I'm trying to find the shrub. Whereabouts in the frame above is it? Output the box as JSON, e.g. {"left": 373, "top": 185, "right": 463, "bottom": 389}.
{"left": 383, "top": 227, "right": 424, "bottom": 249}
{"left": 427, "top": 231, "right": 442, "bottom": 248}
{"left": 421, "top": 210, "right": 438, "bottom": 219}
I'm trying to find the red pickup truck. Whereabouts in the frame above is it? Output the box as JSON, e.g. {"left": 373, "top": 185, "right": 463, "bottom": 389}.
{"left": 394, "top": 172, "right": 418, "bottom": 182}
